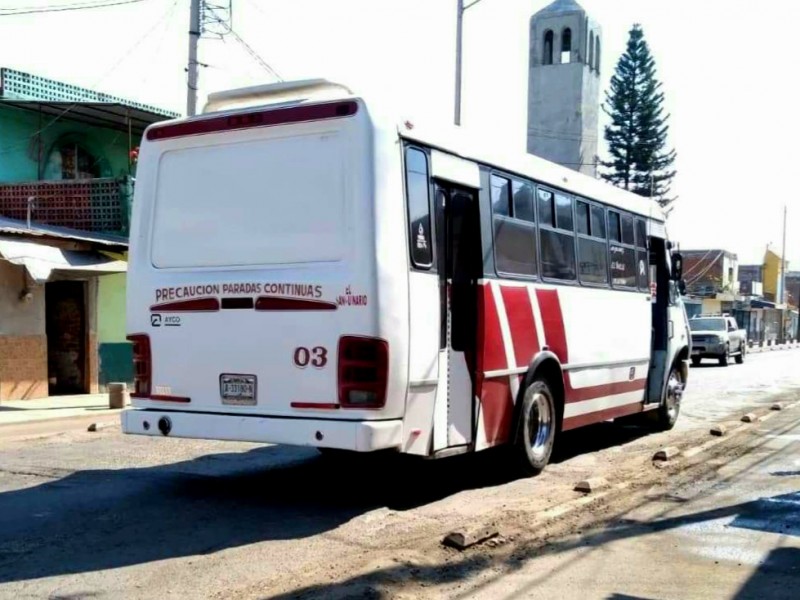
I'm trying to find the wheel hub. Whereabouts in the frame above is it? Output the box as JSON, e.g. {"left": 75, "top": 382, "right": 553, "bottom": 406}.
{"left": 528, "top": 391, "right": 553, "bottom": 460}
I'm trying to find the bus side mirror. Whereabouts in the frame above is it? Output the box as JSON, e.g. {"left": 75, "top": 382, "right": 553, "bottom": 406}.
{"left": 679, "top": 279, "right": 687, "bottom": 296}
{"left": 671, "top": 252, "right": 683, "bottom": 281}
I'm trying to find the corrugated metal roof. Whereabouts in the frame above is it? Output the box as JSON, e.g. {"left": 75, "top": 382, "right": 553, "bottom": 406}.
{"left": 0, "top": 236, "right": 126, "bottom": 283}
{"left": 0, "top": 67, "right": 178, "bottom": 135}
{"left": 0, "top": 215, "right": 128, "bottom": 248}
{"left": 0, "top": 68, "right": 178, "bottom": 117}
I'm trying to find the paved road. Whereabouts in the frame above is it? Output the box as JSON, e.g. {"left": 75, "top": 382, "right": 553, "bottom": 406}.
{"left": 679, "top": 349, "right": 800, "bottom": 428}
{"left": 0, "top": 350, "right": 798, "bottom": 599}
{"left": 427, "top": 404, "right": 800, "bottom": 600}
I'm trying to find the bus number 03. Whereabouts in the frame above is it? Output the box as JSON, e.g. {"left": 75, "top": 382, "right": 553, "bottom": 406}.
{"left": 293, "top": 346, "right": 328, "bottom": 369}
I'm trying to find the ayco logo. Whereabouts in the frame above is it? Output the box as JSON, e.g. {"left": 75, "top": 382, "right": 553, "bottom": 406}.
{"left": 151, "top": 314, "right": 181, "bottom": 327}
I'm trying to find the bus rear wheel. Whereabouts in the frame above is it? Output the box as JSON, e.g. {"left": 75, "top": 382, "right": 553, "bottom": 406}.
{"left": 514, "top": 379, "right": 558, "bottom": 475}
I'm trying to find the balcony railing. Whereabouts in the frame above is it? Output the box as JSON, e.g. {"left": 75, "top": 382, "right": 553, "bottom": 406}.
{"left": 0, "top": 177, "right": 131, "bottom": 233}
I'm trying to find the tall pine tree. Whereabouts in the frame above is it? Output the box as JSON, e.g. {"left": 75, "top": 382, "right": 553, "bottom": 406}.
{"left": 602, "top": 24, "right": 676, "bottom": 207}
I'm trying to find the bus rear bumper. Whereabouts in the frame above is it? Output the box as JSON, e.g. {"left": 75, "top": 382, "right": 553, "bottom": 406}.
{"left": 121, "top": 409, "right": 404, "bottom": 452}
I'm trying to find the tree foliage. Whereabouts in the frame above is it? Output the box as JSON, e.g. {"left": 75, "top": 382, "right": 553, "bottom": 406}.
{"left": 602, "top": 24, "right": 676, "bottom": 207}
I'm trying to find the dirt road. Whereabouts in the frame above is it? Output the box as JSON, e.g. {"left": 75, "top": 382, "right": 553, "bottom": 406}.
{"left": 0, "top": 351, "right": 798, "bottom": 599}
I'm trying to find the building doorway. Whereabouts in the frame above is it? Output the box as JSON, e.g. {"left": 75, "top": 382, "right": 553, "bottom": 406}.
{"left": 45, "top": 281, "right": 88, "bottom": 395}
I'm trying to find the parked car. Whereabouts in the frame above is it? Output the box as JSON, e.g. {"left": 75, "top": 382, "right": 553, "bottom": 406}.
{"left": 689, "top": 314, "right": 747, "bottom": 367}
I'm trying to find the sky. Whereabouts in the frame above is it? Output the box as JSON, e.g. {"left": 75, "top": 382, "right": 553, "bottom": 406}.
{"left": 0, "top": 0, "right": 798, "bottom": 267}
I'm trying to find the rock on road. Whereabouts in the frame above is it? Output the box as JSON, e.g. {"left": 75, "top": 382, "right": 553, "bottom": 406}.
{"left": 0, "top": 350, "right": 798, "bottom": 599}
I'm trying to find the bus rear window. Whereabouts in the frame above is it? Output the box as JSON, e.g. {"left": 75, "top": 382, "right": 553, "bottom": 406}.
{"left": 151, "top": 134, "right": 347, "bottom": 268}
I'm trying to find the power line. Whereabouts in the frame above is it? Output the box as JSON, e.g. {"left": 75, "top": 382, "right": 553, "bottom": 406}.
{"left": 0, "top": 0, "right": 154, "bottom": 17}
{"left": 0, "top": 0, "right": 179, "bottom": 158}
{"left": 686, "top": 251, "right": 724, "bottom": 286}
{"left": 681, "top": 249, "right": 714, "bottom": 278}
{"left": 228, "top": 28, "right": 283, "bottom": 81}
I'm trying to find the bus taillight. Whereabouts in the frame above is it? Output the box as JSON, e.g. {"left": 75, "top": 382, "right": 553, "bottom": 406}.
{"left": 127, "top": 334, "right": 152, "bottom": 398}
{"left": 338, "top": 336, "right": 389, "bottom": 409}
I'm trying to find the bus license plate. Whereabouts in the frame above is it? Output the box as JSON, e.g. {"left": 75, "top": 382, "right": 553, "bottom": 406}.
{"left": 220, "top": 374, "right": 257, "bottom": 406}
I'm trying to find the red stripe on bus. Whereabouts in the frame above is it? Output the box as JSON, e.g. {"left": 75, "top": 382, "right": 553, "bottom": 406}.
{"left": 150, "top": 298, "right": 220, "bottom": 312}
{"left": 564, "top": 377, "right": 647, "bottom": 403}
{"left": 146, "top": 101, "right": 359, "bottom": 141}
{"left": 146, "top": 394, "right": 191, "bottom": 403}
{"left": 290, "top": 402, "right": 340, "bottom": 410}
{"left": 499, "top": 285, "right": 540, "bottom": 368}
{"left": 478, "top": 285, "right": 507, "bottom": 372}
{"left": 479, "top": 379, "right": 513, "bottom": 445}
{"left": 562, "top": 403, "right": 644, "bottom": 431}
{"left": 476, "top": 284, "right": 514, "bottom": 446}
{"left": 535, "top": 289, "right": 569, "bottom": 363}
{"left": 255, "top": 296, "right": 338, "bottom": 311}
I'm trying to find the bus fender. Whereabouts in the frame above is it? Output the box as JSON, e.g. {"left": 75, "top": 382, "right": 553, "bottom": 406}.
{"left": 512, "top": 351, "right": 565, "bottom": 440}
{"left": 656, "top": 345, "right": 689, "bottom": 408}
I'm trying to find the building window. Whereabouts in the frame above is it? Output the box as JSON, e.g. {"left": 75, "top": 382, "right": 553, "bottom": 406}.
{"left": 595, "top": 36, "right": 601, "bottom": 72}
{"left": 543, "top": 30, "right": 554, "bottom": 65}
{"left": 405, "top": 147, "right": 433, "bottom": 268}
{"left": 589, "top": 32, "right": 595, "bottom": 70}
{"left": 46, "top": 143, "right": 101, "bottom": 180}
{"left": 493, "top": 175, "right": 537, "bottom": 277}
{"left": 561, "top": 28, "right": 572, "bottom": 64}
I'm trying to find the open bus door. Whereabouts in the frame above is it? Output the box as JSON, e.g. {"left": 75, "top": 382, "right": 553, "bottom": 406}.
{"left": 433, "top": 183, "right": 482, "bottom": 451}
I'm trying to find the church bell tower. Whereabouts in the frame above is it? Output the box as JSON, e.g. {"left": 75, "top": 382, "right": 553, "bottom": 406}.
{"left": 527, "top": 0, "right": 601, "bottom": 177}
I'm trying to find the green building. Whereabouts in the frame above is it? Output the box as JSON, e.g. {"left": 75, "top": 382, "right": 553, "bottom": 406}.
{"left": 0, "top": 68, "right": 176, "bottom": 400}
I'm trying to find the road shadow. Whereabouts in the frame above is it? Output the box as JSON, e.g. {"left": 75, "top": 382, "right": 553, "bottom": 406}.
{"left": 553, "top": 421, "right": 652, "bottom": 463}
{"left": 261, "top": 489, "right": 800, "bottom": 600}
{"left": 0, "top": 414, "right": 663, "bottom": 585}
{"left": 734, "top": 547, "right": 800, "bottom": 600}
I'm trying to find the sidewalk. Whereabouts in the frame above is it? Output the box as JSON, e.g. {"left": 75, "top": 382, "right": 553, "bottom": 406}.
{"left": 749, "top": 341, "right": 800, "bottom": 354}
{"left": 0, "top": 394, "right": 122, "bottom": 427}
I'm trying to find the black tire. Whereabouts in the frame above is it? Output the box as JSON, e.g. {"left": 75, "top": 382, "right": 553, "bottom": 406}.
{"left": 719, "top": 345, "right": 730, "bottom": 367}
{"left": 736, "top": 343, "right": 745, "bottom": 364}
{"left": 691, "top": 357, "right": 701, "bottom": 367}
{"left": 514, "top": 379, "right": 558, "bottom": 475}
{"left": 652, "top": 363, "right": 684, "bottom": 431}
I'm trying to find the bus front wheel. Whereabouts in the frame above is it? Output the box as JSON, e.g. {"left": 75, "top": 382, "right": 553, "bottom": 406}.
{"left": 652, "top": 365, "right": 684, "bottom": 431}
{"left": 514, "top": 379, "right": 558, "bottom": 475}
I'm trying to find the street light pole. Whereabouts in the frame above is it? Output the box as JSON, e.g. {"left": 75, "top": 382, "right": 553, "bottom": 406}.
{"left": 453, "top": 0, "right": 487, "bottom": 126}
{"left": 186, "top": 0, "right": 201, "bottom": 116}
{"left": 454, "top": 0, "right": 464, "bottom": 126}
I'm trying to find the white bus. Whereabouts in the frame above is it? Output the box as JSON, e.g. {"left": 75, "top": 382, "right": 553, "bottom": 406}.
{"left": 123, "top": 80, "right": 691, "bottom": 474}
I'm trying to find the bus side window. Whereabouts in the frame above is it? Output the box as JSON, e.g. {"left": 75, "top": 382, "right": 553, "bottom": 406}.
{"left": 405, "top": 148, "right": 433, "bottom": 268}
{"left": 635, "top": 218, "right": 649, "bottom": 291}
{"left": 493, "top": 176, "right": 537, "bottom": 278}
{"left": 539, "top": 189, "right": 576, "bottom": 281}
{"left": 608, "top": 210, "right": 636, "bottom": 288}
{"left": 577, "top": 201, "right": 608, "bottom": 285}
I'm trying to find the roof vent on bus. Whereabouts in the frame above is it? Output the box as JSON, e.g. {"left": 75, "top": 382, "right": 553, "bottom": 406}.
{"left": 203, "top": 79, "right": 355, "bottom": 114}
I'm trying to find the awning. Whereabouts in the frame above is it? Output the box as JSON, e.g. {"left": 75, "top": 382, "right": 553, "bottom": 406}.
{"left": 0, "top": 237, "right": 126, "bottom": 283}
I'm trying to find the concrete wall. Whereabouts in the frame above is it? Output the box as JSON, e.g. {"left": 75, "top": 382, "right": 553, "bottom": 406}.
{"left": 0, "top": 105, "right": 133, "bottom": 182}
{"left": 0, "top": 261, "right": 47, "bottom": 400}
{"left": 98, "top": 273, "right": 132, "bottom": 389}
{"left": 527, "top": 6, "right": 601, "bottom": 177}
{"left": 763, "top": 250, "right": 785, "bottom": 302}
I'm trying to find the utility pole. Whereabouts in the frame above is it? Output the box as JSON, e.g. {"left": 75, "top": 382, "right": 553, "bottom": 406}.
{"left": 187, "top": 0, "right": 201, "bottom": 116}
{"left": 780, "top": 205, "right": 788, "bottom": 340}
{"left": 454, "top": 0, "right": 464, "bottom": 126}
